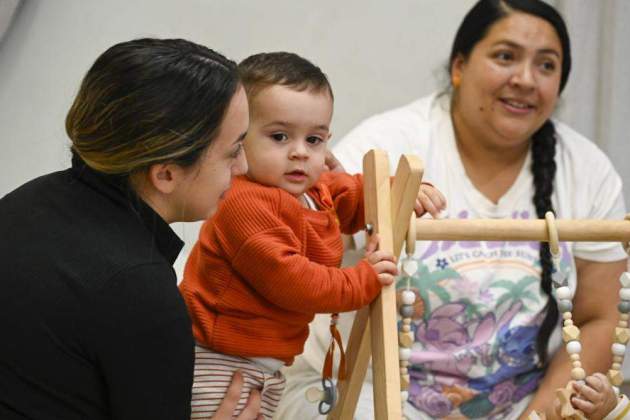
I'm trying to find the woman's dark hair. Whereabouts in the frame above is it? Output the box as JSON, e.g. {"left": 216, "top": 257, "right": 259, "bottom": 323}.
{"left": 448, "top": 0, "right": 572, "bottom": 366}
{"left": 66, "top": 38, "right": 239, "bottom": 175}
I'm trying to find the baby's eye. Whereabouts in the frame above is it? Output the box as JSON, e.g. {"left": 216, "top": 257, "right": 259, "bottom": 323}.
{"left": 306, "top": 136, "right": 323, "bottom": 145}
{"left": 270, "top": 133, "right": 288, "bottom": 142}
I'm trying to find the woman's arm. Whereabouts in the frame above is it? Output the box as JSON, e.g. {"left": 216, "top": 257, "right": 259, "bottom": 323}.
{"left": 522, "top": 258, "right": 627, "bottom": 419}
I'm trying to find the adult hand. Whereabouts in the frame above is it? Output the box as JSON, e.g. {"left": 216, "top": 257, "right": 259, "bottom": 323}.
{"left": 212, "top": 371, "right": 263, "bottom": 420}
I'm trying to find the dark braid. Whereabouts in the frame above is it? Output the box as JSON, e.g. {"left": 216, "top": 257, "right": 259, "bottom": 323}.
{"left": 531, "top": 120, "right": 558, "bottom": 366}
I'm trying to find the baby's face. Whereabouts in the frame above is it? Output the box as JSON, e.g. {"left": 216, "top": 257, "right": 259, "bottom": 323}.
{"left": 243, "top": 85, "right": 333, "bottom": 197}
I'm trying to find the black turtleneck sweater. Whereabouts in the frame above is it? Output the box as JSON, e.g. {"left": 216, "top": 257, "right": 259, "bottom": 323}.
{"left": 0, "top": 156, "right": 194, "bottom": 419}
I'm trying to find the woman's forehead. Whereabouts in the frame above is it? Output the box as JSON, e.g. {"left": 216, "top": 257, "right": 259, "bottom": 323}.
{"left": 481, "top": 12, "right": 562, "bottom": 56}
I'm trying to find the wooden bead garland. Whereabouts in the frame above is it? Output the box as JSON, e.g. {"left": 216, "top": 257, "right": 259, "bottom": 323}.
{"left": 527, "top": 212, "right": 630, "bottom": 420}
{"left": 397, "top": 214, "right": 419, "bottom": 415}
{"left": 546, "top": 212, "right": 587, "bottom": 383}
{"left": 608, "top": 271, "right": 630, "bottom": 393}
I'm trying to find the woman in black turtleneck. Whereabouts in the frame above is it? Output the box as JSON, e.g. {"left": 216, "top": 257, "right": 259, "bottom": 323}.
{"left": 0, "top": 38, "right": 258, "bottom": 420}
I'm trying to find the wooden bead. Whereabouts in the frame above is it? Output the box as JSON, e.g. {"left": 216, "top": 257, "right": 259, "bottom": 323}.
{"left": 564, "top": 319, "right": 574, "bottom": 327}
{"left": 608, "top": 370, "right": 624, "bottom": 386}
{"left": 562, "top": 325, "right": 581, "bottom": 342}
{"left": 566, "top": 341, "right": 582, "bottom": 354}
{"left": 612, "top": 343, "right": 626, "bottom": 356}
{"left": 615, "top": 327, "right": 630, "bottom": 344}
{"left": 400, "top": 305, "right": 414, "bottom": 318}
{"left": 572, "top": 361, "right": 582, "bottom": 369}
{"left": 402, "top": 318, "right": 412, "bottom": 325}
{"left": 619, "top": 320, "right": 629, "bottom": 328}
{"left": 621, "top": 313, "right": 630, "bottom": 321}
{"left": 571, "top": 367, "right": 586, "bottom": 380}
{"left": 570, "top": 354, "right": 581, "bottom": 362}
{"left": 614, "top": 355, "right": 624, "bottom": 363}
{"left": 402, "top": 260, "right": 418, "bottom": 277}
{"left": 556, "top": 286, "right": 571, "bottom": 300}
{"left": 618, "top": 301, "right": 630, "bottom": 314}
{"left": 613, "top": 363, "right": 622, "bottom": 370}
{"left": 400, "top": 360, "right": 409, "bottom": 368}
{"left": 401, "top": 290, "right": 416, "bottom": 305}
{"left": 558, "top": 299, "right": 573, "bottom": 313}
{"left": 399, "top": 331, "right": 414, "bottom": 348}
{"left": 400, "top": 374, "right": 410, "bottom": 390}
{"left": 556, "top": 386, "right": 580, "bottom": 418}
{"left": 399, "top": 348, "right": 411, "bottom": 361}
{"left": 402, "top": 325, "right": 411, "bottom": 333}
{"left": 620, "top": 288, "right": 630, "bottom": 301}
{"left": 400, "top": 367, "right": 408, "bottom": 375}
{"left": 563, "top": 312, "right": 573, "bottom": 320}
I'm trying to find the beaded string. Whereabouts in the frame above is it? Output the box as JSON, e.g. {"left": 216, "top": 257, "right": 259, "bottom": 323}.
{"left": 548, "top": 211, "right": 630, "bottom": 398}
{"left": 609, "top": 213, "right": 630, "bottom": 395}
{"left": 545, "top": 212, "right": 589, "bottom": 419}
{"left": 609, "top": 272, "right": 629, "bottom": 396}
{"left": 546, "top": 212, "right": 587, "bottom": 384}
{"left": 398, "top": 214, "right": 420, "bottom": 416}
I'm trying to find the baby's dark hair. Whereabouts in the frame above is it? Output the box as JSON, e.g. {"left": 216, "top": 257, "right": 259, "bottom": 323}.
{"left": 238, "top": 52, "right": 333, "bottom": 100}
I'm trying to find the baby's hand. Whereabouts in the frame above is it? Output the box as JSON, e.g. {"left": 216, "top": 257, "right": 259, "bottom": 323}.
{"left": 364, "top": 234, "right": 398, "bottom": 286}
{"left": 571, "top": 373, "right": 618, "bottom": 420}
{"left": 415, "top": 182, "right": 446, "bottom": 218}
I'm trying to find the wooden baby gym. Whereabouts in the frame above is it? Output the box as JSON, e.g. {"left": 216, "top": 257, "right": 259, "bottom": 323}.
{"left": 307, "top": 150, "right": 630, "bottom": 420}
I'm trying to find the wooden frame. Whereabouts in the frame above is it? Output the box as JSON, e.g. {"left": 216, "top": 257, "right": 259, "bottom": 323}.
{"left": 329, "top": 150, "right": 630, "bottom": 420}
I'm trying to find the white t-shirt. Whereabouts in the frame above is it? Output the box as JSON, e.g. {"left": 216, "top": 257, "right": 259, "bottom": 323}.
{"left": 276, "top": 93, "right": 626, "bottom": 420}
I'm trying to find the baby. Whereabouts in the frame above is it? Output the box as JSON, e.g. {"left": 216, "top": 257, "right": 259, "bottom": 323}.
{"left": 179, "top": 51, "right": 445, "bottom": 419}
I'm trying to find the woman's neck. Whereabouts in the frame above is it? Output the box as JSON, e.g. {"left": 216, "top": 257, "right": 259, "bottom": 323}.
{"left": 129, "top": 173, "right": 175, "bottom": 223}
{"left": 452, "top": 109, "right": 530, "bottom": 204}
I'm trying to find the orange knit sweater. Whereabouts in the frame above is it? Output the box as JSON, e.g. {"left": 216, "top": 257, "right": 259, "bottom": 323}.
{"left": 180, "top": 173, "right": 382, "bottom": 364}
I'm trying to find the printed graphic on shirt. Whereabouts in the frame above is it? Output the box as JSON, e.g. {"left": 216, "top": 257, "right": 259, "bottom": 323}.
{"left": 399, "top": 210, "right": 572, "bottom": 419}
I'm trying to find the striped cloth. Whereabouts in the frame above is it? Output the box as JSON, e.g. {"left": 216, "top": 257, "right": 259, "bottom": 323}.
{"left": 191, "top": 345, "right": 286, "bottom": 419}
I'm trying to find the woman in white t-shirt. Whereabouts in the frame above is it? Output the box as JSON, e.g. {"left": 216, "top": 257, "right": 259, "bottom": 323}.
{"left": 276, "top": 1, "right": 627, "bottom": 419}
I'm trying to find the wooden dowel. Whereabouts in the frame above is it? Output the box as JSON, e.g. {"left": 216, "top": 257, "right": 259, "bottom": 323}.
{"left": 414, "top": 219, "right": 630, "bottom": 242}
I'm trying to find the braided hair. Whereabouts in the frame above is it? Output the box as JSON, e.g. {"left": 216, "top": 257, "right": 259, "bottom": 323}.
{"left": 448, "top": 0, "right": 572, "bottom": 365}
{"left": 531, "top": 121, "right": 558, "bottom": 365}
